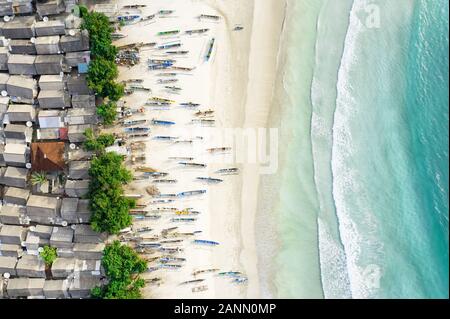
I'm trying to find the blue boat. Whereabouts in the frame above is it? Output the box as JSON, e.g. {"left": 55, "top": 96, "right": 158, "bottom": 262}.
{"left": 124, "top": 127, "right": 150, "bottom": 133}
{"left": 117, "top": 14, "right": 142, "bottom": 24}
{"left": 152, "top": 119, "right": 176, "bottom": 126}
{"left": 193, "top": 239, "right": 220, "bottom": 246}
{"left": 177, "top": 190, "right": 207, "bottom": 197}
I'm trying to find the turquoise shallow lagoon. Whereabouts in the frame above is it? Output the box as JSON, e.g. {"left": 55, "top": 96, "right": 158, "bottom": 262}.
{"left": 257, "top": 0, "right": 449, "bottom": 299}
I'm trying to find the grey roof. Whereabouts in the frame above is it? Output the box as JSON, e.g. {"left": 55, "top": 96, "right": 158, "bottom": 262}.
{"left": 0, "top": 207, "right": 25, "bottom": 230}
{"left": 51, "top": 257, "right": 75, "bottom": 278}
{"left": 64, "top": 179, "right": 90, "bottom": 198}
{"left": 0, "top": 255, "right": 18, "bottom": 276}
{"left": 27, "top": 195, "right": 59, "bottom": 210}
{"left": 68, "top": 274, "right": 102, "bottom": 298}
{"left": 73, "top": 243, "right": 105, "bottom": 260}
{"left": 0, "top": 243, "right": 22, "bottom": 258}
{"left": 50, "top": 227, "right": 74, "bottom": 247}
{"left": 15, "top": 255, "right": 46, "bottom": 278}
{"left": 29, "top": 225, "right": 53, "bottom": 239}
{"left": 3, "top": 187, "right": 30, "bottom": 206}
{"left": 0, "top": 166, "right": 29, "bottom": 188}
{"left": 34, "top": 20, "right": 66, "bottom": 37}
{"left": 43, "top": 279, "right": 69, "bottom": 298}
{"left": 6, "top": 278, "right": 46, "bottom": 298}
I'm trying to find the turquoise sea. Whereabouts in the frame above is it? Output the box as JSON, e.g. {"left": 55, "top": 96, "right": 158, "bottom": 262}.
{"left": 257, "top": 0, "right": 449, "bottom": 299}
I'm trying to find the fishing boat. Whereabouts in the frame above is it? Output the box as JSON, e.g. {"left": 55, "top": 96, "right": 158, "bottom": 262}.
{"left": 192, "top": 285, "right": 208, "bottom": 293}
{"left": 148, "top": 62, "right": 173, "bottom": 70}
{"left": 128, "top": 133, "right": 150, "bottom": 139}
{"left": 171, "top": 66, "right": 195, "bottom": 71}
{"left": 124, "top": 127, "right": 150, "bottom": 133}
{"left": 161, "top": 257, "right": 186, "bottom": 264}
{"left": 233, "top": 277, "right": 248, "bottom": 284}
{"left": 146, "top": 101, "right": 172, "bottom": 107}
{"left": 128, "top": 84, "right": 151, "bottom": 92}
{"left": 157, "top": 72, "right": 178, "bottom": 77}
{"left": 133, "top": 215, "right": 161, "bottom": 221}
{"left": 159, "top": 239, "right": 184, "bottom": 244}
{"left": 199, "top": 14, "right": 221, "bottom": 21}
{"left": 159, "top": 10, "right": 174, "bottom": 15}
{"left": 169, "top": 157, "right": 194, "bottom": 161}
{"left": 216, "top": 168, "right": 240, "bottom": 175}
{"left": 233, "top": 25, "right": 244, "bottom": 31}
{"left": 179, "top": 162, "right": 207, "bottom": 168}
{"left": 192, "top": 269, "right": 220, "bottom": 276}
{"left": 180, "top": 102, "right": 200, "bottom": 108}
{"left": 151, "top": 199, "right": 175, "bottom": 204}
{"left": 180, "top": 279, "right": 205, "bottom": 285}
{"left": 177, "top": 190, "right": 207, "bottom": 197}
{"left": 196, "top": 177, "right": 223, "bottom": 184}
{"left": 171, "top": 218, "right": 197, "bottom": 222}
{"left": 123, "top": 4, "right": 146, "bottom": 9}
{"left": 111, "top": 33, "right": 127, "bottom": 39}
{"left": 205, "top": 38, "right": 215, "bottom": 61}
{"left": 138, "top": 242, "right": 162, "bottom": 248}
{"left": 159, "top": 247, "right": 184, "bottom": 254}
{"left": 162, "top": 227, "right": 178, "bottom": 234}
{"left": 166, "top": 50, "right": 189, "bottom": 55}
{"left": 193, "top": 240, "right": 220, "bottom": 246}
{"left": 152, "top": 119, "right": 176, "bottom": 126}
{"left": 136, "top": 166, "right": 156, "bottom": 173}
{"left": 134, "top": 227, "right": 153, "bottom": 234}
{"left": 157, "top": 193, "right": 178, "bottom": 199}
{"left": 159, "top": 264, "right": 183, "bottom": 269}
{"left": 122, "top": 119, "right": 147, "bottom": 126}
{"left": 117, "top": 14, "right": 142, "bottom": 24}
{"left": 151, "top": 97, "right": 176, "bottom": 103}
{"left": 185, "top": 28, "right": 210, "bottom": 35}
{"left": 153, "top": 179, "right": 178, "bottom": 184}
{"left": 207, "top": 147, "right": 232, "bottom": 153}
{"left": 146, "top": 267, "right": 159, "bottom": 273}
{"left": 148, "top": 59, "right": 176, "bottom": 64}
{"left": 175, "top": 209, "right": 200, "bottom": 216}
{"left": 158, "top": 42, "right": 181, "bottom": 50}
{"left": 157, "top": 79, "right": 179, "bottom": 84}
{"left": 191, "top": 119, "right": 215, "bottom": 126}
{"left": 165, "top": 86, "right": 182, "bottom": 91}
{"left": 142, "top": 14, "right": 156, "bottom": 22}
{"left": 194, "top": 109, "right": 214, "bottom": 117}
{"left": 158, "top": 30, "right": 180, "bottom": 36}
{"left": 174, "top": 140, "right": 194, "bottom": 145}
{"left": 154, "top": 136, "right": 179, "bottom": 141}
{"left": 218, "top": 271, "right": 242, "bottom": 277}
{"left": 144, "top": 171, "right": 169, "bottom": 178}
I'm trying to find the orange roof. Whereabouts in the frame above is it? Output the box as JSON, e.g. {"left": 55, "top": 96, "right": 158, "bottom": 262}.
{"left": 31, "top": 142, "right": 66, "bottom": 172}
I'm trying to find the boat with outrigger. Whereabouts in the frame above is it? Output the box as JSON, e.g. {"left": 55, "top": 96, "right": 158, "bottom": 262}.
{"left": 154, "top": 136, "right": 179, "bottom": 141}
{"left": 196, "top": 177, "right": 223, "bottom": 184}
{"left": 193, "top": 239, "right": 220, "bottom": 246}
{"left": 151, "top": 119, "right": 176, "bottom": 126}
{"left": 192, "top": 269, "right": 220, "bottom": 276}
{"left": 195, "top": 109, "right": 214, "bottom": 117}
{"left": 180, "top": 102, "right": 200, "bottom": 108}
{"left": 153, "top": 179, "right": 178, "bottom": 184}
{"left": 185, "top": 28, "right": 210, "bottom": 35}
{"left": 177, "top": 190, "right": 207, "bottom": 197}
{"left": 143, "top": 171, "right": 169, "bottom": 178}
{"left": 205, "top": 38, "right": 215, "bottom": 61}
{"left": 171, "top": 217, "right": 197, "bottom": 223}
{"left": 199, "top": 14, "right": 221, "bottom": 21}
{"left": 216, "top": 168, "right": 240, "bottom": 175}
{"left": 166, "top": 50, "right": 189, "bottom": 55}
{"left": 179, "top": 162, "right": 207, "bottom": 168}
{"left": 124, "top": 127, "right": 150, "bottom": 134}
{"left": 158, "top": 10, "right": 175, "bottom": 16}
{"left": 180, "top": 279, "right": 205, "bottom": 286}
{"left": 122, "top": 119, "right": 147, "bottom": 127}
{"left": 207, "top": 147, "right": 232, "bottom": 153}
{"left": 158, "top": 30, "right": 180, "bottom": 36}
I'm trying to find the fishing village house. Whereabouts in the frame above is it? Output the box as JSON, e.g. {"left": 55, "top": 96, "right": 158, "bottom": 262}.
{"left": 0, "top": 1, "right": 105, "bottom": 298}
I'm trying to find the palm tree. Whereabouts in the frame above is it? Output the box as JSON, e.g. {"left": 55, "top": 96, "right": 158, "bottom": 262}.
{"left": 31, "top": 171, "right": 47, "bottom": 186}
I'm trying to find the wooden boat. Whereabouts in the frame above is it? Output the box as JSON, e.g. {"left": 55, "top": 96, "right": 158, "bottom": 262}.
{"left": 144, "top": 171, "right": 169, "bottom": 178}
{"left": 193, "top": 240, "right": 220, "bottom": 246}
{"left": 166, "top": 50, "right": 189, "bottom": 55}
{"left": 179, "top": 162, "right": 207, "bottom": 168}
{"left": 171, "top": 217, "right": 197, "bottom": 222}
{"left": 207, "top": 147, "right": 232, "bottom": 153}
{"left": 156, "top": 193, "right": 178, "bottom": 199}
{"left": 185, "top": 28, "right": 210, "bottom": 35}
{"left": 136, "top": 166, "right": 157, "bottom": 173}
{"left": 117, "top": 14, "right": 142, "bottom": 24}
{"left": 165, "top": 85, "right": 182, "bottom": 91}
{"left": 123, "top": 4, "right": 146, "bottom": 9}
{"left": 158, "top": 42, "right": 181, "bottom": 50}
{"left": 218, "top": 271, "right": 242, "bottom": 277}
{"left": 122, "top": 119, "right": 147, "bottom": 127}
{"left": 124, "top": 127, "right": 150, "bottom": 133}
{"left": 148, "top": 63, "right": 173, "bottom": 70}
{"left": 174, "top": 140, "right": 194, "bottom": 145}
{"left": 192, "top": 269, "right": 220, "bottom": 276}
{"left": 199, "top": 14, "right": 221, "bottom": 21}
{"left": 154, "top": 136, "right": 179, "bottom": 141}
{"left": 196, "top": 177, "right": 223, "bottom": 183}
{"left": 175, "top": 210, "right": 200, "bottom": 216}
{"left": 216, "top": 168, "right": 240, "bottom": 175}
{"left": 191, "top": 119, "right": 215, "bottom": 126}
{"left": 151, "top": 97, "right": 176, "bottom": 103}
{"left": 158, "top": 247, "right": 184, "bottom": 254}
{"left": 158, "top": 30, "right": 180, "bottom": 36}
{"left": 157, "top": 72, "right": 178, "bottom": 77}
{"left": 152, "top": 119, "right": 176, "bottom": 126}
{"left": 233, "top": 25, "right": 244, "bottom": 31}
{"left": 169, "top": 157, "right": 194, "bottom": 161}
{"left": 180, "top": 279, "right": 205, "bottom": 285}
{"left": 153, "top": 179, "right": 178, "bottom": 184}
{"left": 159, "top": 10, "right": 174, "bottom": 15}
{"left": 180, "top": 102, "right": 200, "bottom": 108}
{"left": 159, "top": 264, "right": 183, "bottom": 269}
{"left": 192, "top": 285, "right": 208, "bottom": 293}
{"left": 134, "top": 227, "right": 153, "bottom": 234}
{"left": 112, "top": 33, "right": 127, "bottom": 39}
{"left": 128, "top": 133, "right": 150, "bottom": 139}
{"left": 157, "top": 79, "right": 179, "bottom": 84}
{"left": 171, "top": 66, "right": 195, "bottom": 71}
{"left": 161, "top": 257, "right": 186, "bottom": 263}
{"left": 233, "top": 277, "right": 248, "bottom": 284}
{"left": 148, "top": 59, "right": 176, "bottom": 65}
{"left": 194, "top": 109, "right": 214, "bottom": 117}
{"left": 177, "top": 190, "right": 207, "bottom": 197}
{"left": 205, "top": 38, "right": 215, "bottom": 61}
{"left": 152, "top": 199, "right": 175, "bottom": 204}
{"left": 159, "top": 239, "right": 184, "bottom": 244}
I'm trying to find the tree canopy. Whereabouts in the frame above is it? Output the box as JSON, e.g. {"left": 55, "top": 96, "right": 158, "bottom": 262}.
{"left": 91, "top": 241, "right": 147, "bottom": 299}
{"left": 96, "top": 101, "right": 118, "bottom": 125}
{"left": 83, "top": 128, "right": 115, "bottom": 153}
{"left": 40, "top": 246, "right": 57, "bottom": 266}
{"left": 86, "top": 58, "right": 119, "bottom": 98}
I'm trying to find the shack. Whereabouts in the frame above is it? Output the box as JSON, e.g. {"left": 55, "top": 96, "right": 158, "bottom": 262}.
{"left": 64, "top": 179, "right": 89, "bottom": 198}
{"left": 61, "top": 198, "right": 91, "bottom": 223}
{"left": 9, "top": 39, "right": 37, "bottom": 55}
{"left": 71, "top": 95, "right": 95, "bottom": 108}
{"left": 73, "top": 243, "right": 104, "bottom": 260}
{"left": 73, "top": 225, "right": 106, "bottom": 244}
{"left": 34, "top": 36, "right": 61, "bottom": 55}
{"left": 49, "top": 226, "right": 74, "bottom": 249}
{"left": 3, "top": 186, "right": 30, "bottom": 206}
{"left": 43, "top": 279, "right": 69, "bottom": 298}
{"left": 38, "top": 90, "right": 70, "bottom": 109}
{"left": 0, "top": 166, "right": 29, "bottom": 188}
{"left": 31, "top": 142, "right": 66, "bottom": 172}
{"left": 66, "top": 108, "right": 97, "bottom": 125}
{"left": 66, "top": 74, "right": 91, "bottom": 95}
{"left": 68, "top": 124, "right": 92, "bottom": 143}
{"left": 6, "top": 104, "right": 36, "bottom": 122}
{"left": 6, "top": 278, "right": 45, "bottom": 298}
{"left": 15, "top": 255, "right": 46, "bottom": 278}
{"left": 37, "top": 110, "right": 64, "bottom": 128}
{"left": 0, "top": 225, "right": 27, "bottom": 244}
{"left": 7, "top": 54, "right": 37, "bottom": 75}
{"left": 0, "top": 72, "right": 9, "bottom": 92}
{"left": 4, "top": 124, "right": 33, "bottom": 143}
{"left": 6, "top": 76, "right": 38, "bottom": 102}
{"left": 51, "top": 257, "right": 75, "bottom": 278}
{"left": 1, "top": 16, "right": 36, "bottom": 39}
{"left": 0, "top": 243, "right": 22, "bottom": 257}
{"left": 38, "top": 74, "right": 64, "bottom": 91}
{"left": 0, "top": 256, "right": 18, "bottom": 276}
{"left": 34, "top": 20, "right": 66, "bottom": 37}
{"left": 0, "top": 205, "right": 24, "bottom": 225}
{"left": 0, "top": 46, "right": 8, "bottom": 71}
{"left": 65, "top": 51, "right": 90, "bottom": 67}
{"left": 36, "top": 0, "right": 66, "bottom": 17}
{"left": 26, "top": 194, "right": 61, "bottom": 222}
{"left": 34, "top": 54, "right": 63, "bottom": 75}
{"left": 60, "top": 30, "right": 89, "bottom": 53}
{"left": 2, "top": 143, "right": 28, "bottom": 166}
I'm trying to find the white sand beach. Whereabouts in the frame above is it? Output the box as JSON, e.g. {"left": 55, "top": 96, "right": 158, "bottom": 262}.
{"left": 112, "top": 0, "right": 286, "bottom": 299}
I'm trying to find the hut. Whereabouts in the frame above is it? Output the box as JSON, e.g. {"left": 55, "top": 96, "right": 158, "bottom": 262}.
{"left": 26, "top": 195, "right": 60, "bottom": 221}
{"left": 0, "top": 225, "right": 27, "bottom": 244}
{"left": 6, "top": 76, "right": 38, "bottom": 102}
{"left": 38, "top": 90, "right": 70, "bottom": 109}
{"left": 65, "top": 51, "right": 90, "bottom": 67}
{"left": 50, "top": 226, "right": 74, "bottom": 249}
{"left": 0, "top": 166, "right": 29, "bottom": 188}
{"left": 6, "top": 278, "right": 45, "bottom": 298}
{"left": 7, "top": 54, "right": 37, "bottom": 75}
{"left": 2, "top": 143, "right": 28, "bottom": 167}
{"left": 64, "top": 179, "right": 89, "bottom": 198}
{"left": 68, "top": 274, "right": 102, "bottom": 298}
{"left": 0, "top": 205, "right": 25, "bottom": 225}
{"left": 30, "top": 142, "right": 66, "bottom": 172}
{"left": 71, "top": 95, "right": 95, "bottom": 109}
{"left": 23, "top": 232, "right": 42, "bottom": 252}
{"left": 36, "top": 0, "right": 66, "bottom": 17}
{"left": 61, "top": 197, "right": 91, "bottom": 224}
{"left": 29, "top": 225, "right": 53, "bottom": 240}
{"left": 73, "top": 225, "right": 106, "bottom": 244}
{"left": 0, "top": 256, "right": 18, "bottom": 276}
{"left": 38, "top": 110, "right": 64, "bottom": 128}
{"left": 73, "top": 243, "right": 105, "bottom": 260}
{"left": 34, "top": 36, "right": 61, "bottom": 55}
{"left": 66, "top": 108, "right": 98, "bottom": 125}
{"left": 9, "top": 39, "right": 37, "bottom": 55}
{"left": 60, "top": 30, "right": 89, "bottom": 53}
{"left": 66, "top": 74, "right": 92, "bottom": 95}
{"left": 1, "top": 16, "right": 36, "bottom": 39}
{"left": 4, "top": 124, "right": 32, "bottom": 143}
{"left": 68, "top": 124, "right": 92, "bottom": 143}
{"left": 38, "top": 74, "right": 64, "bottom": 91}
{"left": 34, "top": 20, "right": 66, "bottom": 37}
{"left": 0, "top": 243, "right": 22, "bottom": 257}
{"left": 43, "top": 279, "right": 69, "bottom": 298}
{"left": 15, "top": 255, "right": 46, "bottom": 278}
{"left": 0, "top": 72, "right": 9, "bottom": 92}
{"left": 51, "top": 257, "right": 75, "bottom": 278}
{"left": 34, "top": 54, "right": 63, "bottom": 75}
{"left": 6, "top": 104, "right": 36, "bottom": 122}
{"left": 0, "top": 47, "right": 8, "bottom": 71}
{"left": 3, "top": 187, "right": 30, "bottom": 206}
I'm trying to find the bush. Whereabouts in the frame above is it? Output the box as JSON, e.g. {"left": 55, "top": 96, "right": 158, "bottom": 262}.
{"left": 83, "top": 128, "right": 115, "bottom": 153}
{"left": 89, "top": 152, "right": 135, "bottom": 234}
{"left": 91, "top": 241, "right": 147, "bottom": 299}
{"left": 40, "top": 246, "right": 57, "bottom": 266}
{"left": 87, "top": 58, "right": 119, "bottom": 98}
{"left": 97, "top": 101, "right": 117, "bottom": 125}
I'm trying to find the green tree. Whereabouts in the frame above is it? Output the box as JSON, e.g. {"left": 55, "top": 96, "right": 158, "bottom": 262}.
{"left": 81, "top": 11, "right": 117, "bottom": 60}
{"left": 30, "top": 171, "right": 47, "bottom": 186}
{"left": 88, "top": 152, "right": 135, "bottom": 234}
{"left": 104, "top": 82, "right": 125, "bottom": 102}
{"left": 91, "top": 241, "right": 147, "bottom": 299}
{"left": 97, "top": 101, "right": 117, "bottom": 125}
{"left": 40, "top": 246, "right": 57, "bottom": 266}
{"left": 83, "top": 128, "right": 115, "bottom": 153}
{"left": 87, "top": 58, "right": 119, "bottom": 98}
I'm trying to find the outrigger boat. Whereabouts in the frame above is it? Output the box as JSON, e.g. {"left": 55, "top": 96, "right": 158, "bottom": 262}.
{"left": 171, "top": 218, "right": 197, "bottom": 222}
{"left": 146, "top": 101, "right": 172, "bottom": 107}
{"left": 207, "top": 147, "right": 232, "bottom": 153}
{"left": 192, "top": 119, "right": 215, "bottom": 126}
{"left": 159, "top": 239, "right": 184, "bottom": 244}
{"left": 148, "top": 59, "right": 176, "bottom": 64}
{"left": 152, "top": 119, "right": 176, "bottom": 126}
{"left": 177, "top": 190, "right": 207, "bottom": 197}
{"left": 171, "top": 66, "right": 195, "bottom": 71}
{"left": 166, "top": 50, "right": 189, "bottom": 55}
{"left": 169, "top": 157, "right": 194, "bottom": 161}
{"left": 148, "top": 62, "right": 173, "bottom": 70}
{"left": 123, "top": 78, "right": 144, "bottom": 83}
{"left": 133, "top": 215, "right": 162, "bottom": 221}
{"left": 144, "top": 171, "right": 169, "bottom": 178}
{"left": 218, "top": 271, "right": 242, "bottom": 277}
{"left": 161, "top": 257, "right": 186, "bottom": 263}
{"left": 157, "top": 72, "right": 178, "bottom": 77}
{"left": 157, "top": 78, "right": 178, "bottom": 84}
{"left": 154, "top": 136, "right": 179, "bottom": 141}
{"left": 128, "top": 133, "right": 150, "bottom": 139}
{"left": 175, "top": 209, "right": 200, "bottom": 216}
{"left": 152, "top": 199, "right": 175, "bottom": 204}
{"left": 216, "top": 168, "right": 240, "bottom": 175}
{"left": 156, "top": 193, "right": 178, "bottom": 199}
{"left": 205, "top": 38, "right": 215, "bottom": 61}
{"left": 158, "top": 10, "right": 175, "bottom": 15}
{"left": 135, "top": 166, "right": 156, "bottom": 173}
{"left": 158, "top": 30, "right": 180, "bottom": 36}
{"left": 194, "top": 109, "right": 214, "bottom": 117}
{"left": 153, "top": 179, "right": 178, "bottom": 184}
{"left": 138, "top": 242, "right": 162, "bottom": 248}
{"left": 193, "top": 240, "right": 220, "bottom": 246}
{"left": 174, "top": 140, "right": 194, "bottom": 145}
{"left": 111, "top": 33, "right": 127, "bottom": 39}
{"left": 158, "top": 42, "right": 181, "bottom": 50}
{"left": 150, "top": 97, "right": 176, "bottom": 103}
{"left": 134, "top": 227, "right": 153, "bottom": 234}
{"left": 179, "top": 162, "right": 207, "bottom": 168}
{"left": 185, "top": 28, "right": 210, "bottom": 35}
{"left": 123, "top": 4, "right": 147, "bottom": 9}
{"left": 124, "top": 127, "right": 150, "bottom": 134}
{"left": 199, "top": 14, "right": 221, "bottom": 21}
{"left": 192, "top": 269, "right": 220, "bottom": 276}
{"left": 180, "top": 279, "right": 205, "bottom": 285}
{"left": 159, "top": 247, "right": 184, "bottom": 254}
{"left": 180, "top": 102, "right": 200, "bottom": 108}
{"left": 192, "top": 285, "right": 208, "bottom": 293}
{"left": 122, "top": 119, "right": 147, "bottom": 126}
{"left": 165, "top": 85, "right": 182, "bottom": 92}
{"left": 196, "top": 177, "right": 223, "bottom": 184}
{"left": 117, "top": 14, "right": 142, "bottom": 24}
{"left": 159, "top": 264, "right": 183, "bottom": 269}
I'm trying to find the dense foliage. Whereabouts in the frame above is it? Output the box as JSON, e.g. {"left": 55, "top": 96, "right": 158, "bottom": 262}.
{"left": 86, "top": 58, "right": 120, "bottom": 99}
{"left": 97, "top": 101, "right": 118, "bottom": 125}
{"left": 91, "top": 241, "right": 147, "bottom": 299}
{"left": 40, "top": 246, "right": 57, "bottom": 266}
{"left": 89, "top": 152, "right": 135, "bottom": 234}
{"left": 83, "top": 128, "right": 115, "bottom": 153}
